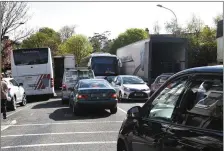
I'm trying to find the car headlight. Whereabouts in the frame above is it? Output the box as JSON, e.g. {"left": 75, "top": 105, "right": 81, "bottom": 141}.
{"left": 145, "top": 87, "right": 150, "bottom": 91}
{"left": 123, "top": 86, "right": 130, "bottom": 91}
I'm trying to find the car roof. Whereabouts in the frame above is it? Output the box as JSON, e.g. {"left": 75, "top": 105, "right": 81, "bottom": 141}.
{"left": 178, "top": 65, "right": 223, "bottom": 75}
{"left": 2, "top": 78, "right": 13, "bottom": 81}
{"left": 119, "top": 75, "right": 140, "bottom": 78}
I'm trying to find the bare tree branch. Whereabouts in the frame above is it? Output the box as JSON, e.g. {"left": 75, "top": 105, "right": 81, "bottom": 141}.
{"left": 0, "top": 2, "right": 30, "bottom": 41}
{"left": 59, "top": 25, "right": 76, "bottom": 42}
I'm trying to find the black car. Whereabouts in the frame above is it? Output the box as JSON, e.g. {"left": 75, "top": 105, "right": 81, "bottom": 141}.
{"left": 117, "top": 65, "right": 223, "bottom": 151}
{"left": 69, "top": 79, "right": 118, "bottom": 115}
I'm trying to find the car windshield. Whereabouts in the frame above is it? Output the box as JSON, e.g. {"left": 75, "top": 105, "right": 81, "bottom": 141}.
{"left": 122, "top": 76, "right": 145, "bottom": 84}
{"left": 79, "top": 80, "right": 109, "bottom": 88}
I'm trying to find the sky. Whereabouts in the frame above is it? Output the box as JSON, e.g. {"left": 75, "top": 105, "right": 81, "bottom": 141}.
{"left": 24, "top": 2, "right": 223, "bottom": 39}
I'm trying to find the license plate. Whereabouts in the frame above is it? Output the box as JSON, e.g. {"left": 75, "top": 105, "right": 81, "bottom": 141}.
{"left": 29, "top": 84, "right": 36, "bottom": 87}
{"left": 91, "top": 93, "right": 106, "bottom": 97}
{"left": 135, "top": 93, "right": 143, "bottom": 96}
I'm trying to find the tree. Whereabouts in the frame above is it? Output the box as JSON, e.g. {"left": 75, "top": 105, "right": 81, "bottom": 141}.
{"left": 0, "top": 2, "right": 32, "bottom": 42}
{"left": 59, "top": 25, "right": 76, "bottom": 42}
{"left": 89, "top": 31, "right": 111, "bottom": 52}
{"left": 165, "top": 18, "right": 182, "bottom": 35}
{"left": 58, "top": 34, "right": 93, "bottom": 64}
{"left": 213, "top": 13, "right": 223, "bottom": 26}
{"left": 21, "top": 27, "right": 61, "bottom": 55}
{"left": 186, "top": 14, "right": 204, "bottom": 35}
{"left": 109, "top": 28, "right": 148, "bottom": 54}
{"left": 153, "top": 21, "right": 161, "bottom": 34}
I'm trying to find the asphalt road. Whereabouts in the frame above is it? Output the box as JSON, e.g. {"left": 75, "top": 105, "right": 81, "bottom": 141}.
{"left": 1, "top": 98, "right": 144, "bottom": 151}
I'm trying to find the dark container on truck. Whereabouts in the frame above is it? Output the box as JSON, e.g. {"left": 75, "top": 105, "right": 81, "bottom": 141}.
{"left": 116, "top": 35, "right": 188, "bottom": 86}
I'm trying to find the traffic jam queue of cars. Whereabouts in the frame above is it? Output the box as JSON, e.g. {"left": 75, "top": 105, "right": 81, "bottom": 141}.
{"left": 61, "top": 67, "right": 175, "bottom": 115}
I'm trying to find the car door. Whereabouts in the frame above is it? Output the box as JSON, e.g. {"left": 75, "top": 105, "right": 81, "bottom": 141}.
{"left": 162, "top": 73, "right": 223, "bottom": 151}
{"left": 131, "top": 75, "right": 190, "bottom": 151}
{"left": 10, "top": 79, "right": 21, "bottom": 101}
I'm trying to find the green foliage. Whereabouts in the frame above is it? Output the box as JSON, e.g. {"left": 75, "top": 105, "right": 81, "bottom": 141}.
{"left": 21, "top": 27, "right": 61, "bottom": 55}
{"left": 58, "top": 34, "right": 93, "bottom": 64}
{"left": 109, "top": 28, "right": 148, "bottom": 54}
{"left": 89, "top": 31, "right": 111, "bottom": 52}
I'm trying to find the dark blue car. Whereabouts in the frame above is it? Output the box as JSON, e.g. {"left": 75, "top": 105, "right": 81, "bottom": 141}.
{"left": 117, "top": 65, "right": 223, "bottom": 151}
{"left": 70, "top": 79, "right": 118, "bottom": 115}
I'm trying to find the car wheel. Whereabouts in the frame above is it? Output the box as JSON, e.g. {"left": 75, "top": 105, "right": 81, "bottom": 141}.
{"left": 10, "top": 96, "right": 17, "bottom": 111}
{"left": 20, "top": 93, "right": 27, "bottom": 106}
{"left": 118, "top": 140, "right": 127, "bottom": 151}
{"left": 110, "top": 107, "right": 117, "bottom": 114}
{"left": 73, "top": 104, "right": 81, "bottom": 116}
{"left": 61, "top": 99, "right": 65, "bottom": 105}
{"left": 118, "top": 92, "right": 122, "bottom": 102}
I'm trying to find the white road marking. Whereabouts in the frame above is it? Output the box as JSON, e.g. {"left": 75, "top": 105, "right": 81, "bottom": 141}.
{"left": 1, "top": 141, "right": 117, "bottom": 149}
{"left": 118, "top": 107, "right": 127, "bottom": 114}
{"left": 1, "top": 121, "right": 123, "bottom": 127}
{"left": 7, "top": 104, "right": 32, "bottom": 117}
{"left": 1, "top": 131, "right": 118, "bottom": 138}
{"left": 1, "top": 120, "right": 17, "bottom": 131}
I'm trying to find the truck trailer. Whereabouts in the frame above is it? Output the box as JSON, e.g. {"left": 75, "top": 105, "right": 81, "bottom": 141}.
{"left": 53, "top": 54, "right": 75, "bottom": 89}
{"left": 116, "top": 35, "right": 188, "bottom": 85}
{"left": 217, "top": 20, "right": 223, "bottom": 64}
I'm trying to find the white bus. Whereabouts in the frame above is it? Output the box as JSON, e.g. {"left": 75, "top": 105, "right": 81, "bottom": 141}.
{"left": 11, "top": 47, "right": 55, "bottom": 99}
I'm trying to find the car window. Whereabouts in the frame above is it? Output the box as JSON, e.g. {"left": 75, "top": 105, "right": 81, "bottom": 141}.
{"left": 122, "top": 76, "right": 144, "bottom": 84}
{"left": 79, "top": 80, "right": 109, "bottom": 88}
{"left": 10, "top": 79, "right": 19, "bottom": 86}
{"left": 179, "top": 75, "right": 223, "bottom": 132}
{"left": 147, "top": 76, "right": 189, "bottom": 121}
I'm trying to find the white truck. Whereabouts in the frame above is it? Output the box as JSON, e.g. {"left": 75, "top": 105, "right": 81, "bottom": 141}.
{"left": 217, "top": 20, "right": 223, "bottom": 64}
{"left": 53, "top": 54, "right": 75, "bottom": 89}
{"left": 116, "top": 35, "right": 188, "bottom": 85}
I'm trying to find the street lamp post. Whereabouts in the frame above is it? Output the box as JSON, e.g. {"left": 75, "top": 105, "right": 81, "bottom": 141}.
{"left": 157, "top": 4, "right": 178, "bottom": 35}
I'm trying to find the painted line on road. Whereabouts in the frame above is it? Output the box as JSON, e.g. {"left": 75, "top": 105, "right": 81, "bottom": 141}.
{"left": 1, "top": 120, "right": 17, "bottom": 131}
{"left": 118, "top": 107, "right": 127, "bottom": 114}
{"left": 1, "top": 141, "right": 117, "bottom": 149}
{"left": 1, "top": 131, "right": 118, "bottom": 138}
{"left": 1, "top": 121, "right": 123, "bottom": 127}
{"left": 7, "top": 104, "right": 32, "bottom": 117}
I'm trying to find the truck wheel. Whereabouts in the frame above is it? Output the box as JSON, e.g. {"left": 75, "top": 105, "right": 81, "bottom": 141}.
{"left": 110, "top": 107, "right": 117, "bottom": 114}
{"left": 20, "top": 93, "right": 27, "bottom": 106}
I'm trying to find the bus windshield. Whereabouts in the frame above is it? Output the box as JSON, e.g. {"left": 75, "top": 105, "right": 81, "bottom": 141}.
{"left": 91, "top": 56, "right": 117, "bottom": 76}
{"left": 13, "top": 48, "right": 48, "bottom": 66}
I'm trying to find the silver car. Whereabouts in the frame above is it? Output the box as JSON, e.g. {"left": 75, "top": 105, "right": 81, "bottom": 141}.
{"left": 112, "top": 75, "right": 150, "bottom": 101}
{"left": 61, "top": 68, "right": 95, "bottom": 104}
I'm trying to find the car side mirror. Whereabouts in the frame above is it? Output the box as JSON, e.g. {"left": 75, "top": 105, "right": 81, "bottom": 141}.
{"left": 19, "top": 83, "right": 23, "bottom": 86}
{"left": 127, "top": 106, "right": 141, "bottom": 119}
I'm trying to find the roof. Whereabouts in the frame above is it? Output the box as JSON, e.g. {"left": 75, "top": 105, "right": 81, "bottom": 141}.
{"left": 79, "top": 79, "right": 106, "bottom": 82}
{"left": 175, "top": 65, "right": 223, "bottom": 77}
{"left": 91, "top": 52, "right": 117, "bottom": 57}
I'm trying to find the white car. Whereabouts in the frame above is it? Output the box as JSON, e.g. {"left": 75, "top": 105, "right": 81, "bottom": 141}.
{"left": 112, "top": 75, "right": 150, "bottom": 101}
{"left": 61, "top": 68, "right": 95, "bottom": 104}
{"left": 3, "top": 78, "right": 26, "bottom": 110}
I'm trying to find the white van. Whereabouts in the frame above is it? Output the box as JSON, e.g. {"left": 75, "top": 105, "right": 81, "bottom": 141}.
{"left": 11, "top": 48, "right": 55, "bottom": 99}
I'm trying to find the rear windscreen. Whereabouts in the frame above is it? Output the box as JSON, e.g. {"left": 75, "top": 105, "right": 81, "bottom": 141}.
{"left": 13, "top": 48, "right": 48, "bottom": 65}
{"left": 65, "top": 70, "right": 94, "bottom": 82}
{"left": 79, "top": 80, "right": 108, "bottom": 88}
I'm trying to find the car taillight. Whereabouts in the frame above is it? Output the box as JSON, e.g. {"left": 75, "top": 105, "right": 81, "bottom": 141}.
{"left": 51, "top": 78, "right": 54, "bottom": 87}
{"left": 77, "top": 94, "right": 88, "bottom": 99}
{"left": 62, "top": 84, "right": 67, "bottom": 89}
{"left": 111, "top": 93, "right": 117, "bottom": 98}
